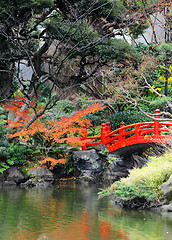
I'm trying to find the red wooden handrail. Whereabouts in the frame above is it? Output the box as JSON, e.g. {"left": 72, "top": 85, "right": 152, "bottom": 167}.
{"left": 81, "top": 109, "right": 172, "bottom": 152}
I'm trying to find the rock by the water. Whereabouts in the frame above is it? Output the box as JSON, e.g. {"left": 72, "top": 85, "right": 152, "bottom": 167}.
{"left": 0, "top": 167, "right": 54, "bottom": 188}
{"left": 161, "top": 175, "right": 172, "bottom": 201}
{"left": 112, "top": 196, "right": 161, "bottom": 210}
{"left": 103, "top": 162, "right": 129, "bottom": 183}
{"left": 0, "top": 174, "right": 4, "bottom": 187}
{"left": 27, "top": 167, "right": 54, "bottom": 182}
{"left": 95, "top": 144, "right": 109, "bottom": 159}
{"left": 132, "top": 154, "right": 148, "bottom": 168}
{"left": 72, "top": 149, "right": 148, "bottom": 183}
{"left": 20, "top": 179, "right": 52, "bottom": 188}
{"left": 102, "top": 154, "right": 145, "bottom": 184}
{"left": 161, "top": 202, "right": 172, "bottom": 212}
{"left": 3, "top": 180, "right": 17, "bottom": 187}
{"left": 19, "top": 167, "right": 54, "bottom": 188}
{"left": 0, "top": 173, "right": 4, "bottom": 181}
{"left": 73, "top": 149, "right": 103, "bottom": 182}
{"left": 6, "top": 166, "right": 25, "bottom": 184}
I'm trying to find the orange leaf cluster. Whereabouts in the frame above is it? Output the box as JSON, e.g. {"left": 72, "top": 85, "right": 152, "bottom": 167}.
{"left": 3, "top": 95, "right": 105, "bottom": 147}
{"left": 39, "top": 156, "right": 66, "bottom": 169}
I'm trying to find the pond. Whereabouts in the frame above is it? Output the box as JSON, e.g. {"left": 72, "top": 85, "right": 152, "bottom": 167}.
{"left": 0, "top": 184, "right": 172, "bottom": 240}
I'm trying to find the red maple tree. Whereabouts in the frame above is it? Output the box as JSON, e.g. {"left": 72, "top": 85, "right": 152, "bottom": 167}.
{"left": 2, "top": 95, "right": 105, "bottom": 168}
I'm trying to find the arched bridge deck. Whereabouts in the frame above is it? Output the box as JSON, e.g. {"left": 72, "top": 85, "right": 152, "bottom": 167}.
{"left": 81, "top": 109, "right": 172, "bottom": 155}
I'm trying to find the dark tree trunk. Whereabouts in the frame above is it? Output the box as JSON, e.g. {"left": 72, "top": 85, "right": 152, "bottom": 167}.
{"left": 0, "top": 66, "right": 13, "bottom": 99}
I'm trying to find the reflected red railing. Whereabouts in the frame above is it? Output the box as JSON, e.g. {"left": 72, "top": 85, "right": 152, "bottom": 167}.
{"left": 81, "top": 109, "right": 172, "bottom": 153}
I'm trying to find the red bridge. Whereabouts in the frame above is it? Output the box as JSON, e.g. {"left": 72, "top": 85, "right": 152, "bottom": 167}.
{"left": 82, "top": 109, "right": 172, "bottom": 155}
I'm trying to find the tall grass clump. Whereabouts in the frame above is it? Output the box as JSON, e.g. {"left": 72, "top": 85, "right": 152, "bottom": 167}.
{"left": 121, "top": 152, "right": 172, "bottom": 191}
{"left": 99, "top": 151, "right": 172, "bottom": 201}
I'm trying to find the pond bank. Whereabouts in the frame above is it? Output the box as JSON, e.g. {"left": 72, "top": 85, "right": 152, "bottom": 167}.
{"left": 0, "top": 144, "right": 147, "bottom": 187}
{"left": 1, "top": 146, "right": 172, "bottom": 212}
{"left": 99, "top": 151, "right": 172, "bottom": 212}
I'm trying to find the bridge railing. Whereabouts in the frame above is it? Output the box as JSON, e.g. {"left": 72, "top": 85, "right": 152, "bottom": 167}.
{"left": 81, "top": 109, "right": 172, "bottom": 151}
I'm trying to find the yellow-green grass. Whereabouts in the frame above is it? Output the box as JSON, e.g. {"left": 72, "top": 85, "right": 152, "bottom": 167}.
{"left": 99, "top": 151, "right": 172, "bottom": 199}
{"left": 121, "top": 152, "right": 172, "bottom": 191}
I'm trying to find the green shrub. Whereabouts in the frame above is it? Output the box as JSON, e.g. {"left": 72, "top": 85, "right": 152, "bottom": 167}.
{"left": 0, "top": 106, "right": 8, "bottom": 139}
{"left": 0, "top": 106, "right": 12, "bottom": 173}
{"left": 98, "top": 182, "right": 155, "bottom": 200}
{"left": 86, "top": 108, "right": 110, "bottom": 127}
{"left": 106, "top": 109, "right": 149, "bottom": 130}
{"left": 0, "top": 142, "right": 41, "bottom": 173}
{"left": 114, "top": 184, "right": 155, "bottom": 200}
{"left": 86, "top": 108, "right": 149, "bottom": 132}
{"left": 6, "top": 144, "right": 41, "bottom": 165}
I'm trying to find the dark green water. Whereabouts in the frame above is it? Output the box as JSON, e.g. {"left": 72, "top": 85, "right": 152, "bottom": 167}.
{"left": 0, "top": 184, "right": 172, "bottom": 240}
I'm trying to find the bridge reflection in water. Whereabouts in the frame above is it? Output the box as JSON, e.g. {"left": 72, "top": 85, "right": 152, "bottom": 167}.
{"left": 82, "top": 109, "right": 172, "bottom": 156}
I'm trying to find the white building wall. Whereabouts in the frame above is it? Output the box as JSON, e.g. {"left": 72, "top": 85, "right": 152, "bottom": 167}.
{"left": 136, "top": 12, "right": 166, "bottom": 44}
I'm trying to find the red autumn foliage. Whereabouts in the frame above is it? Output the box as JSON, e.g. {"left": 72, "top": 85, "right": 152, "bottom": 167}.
{"left": 39, "top": 157, "right": 66, "bottom": 169}
{"left": 2, "top": 95, "right": 105, "bottom": 168}
{"left": 3, "top": 95, "right": 105, "bottom": 146}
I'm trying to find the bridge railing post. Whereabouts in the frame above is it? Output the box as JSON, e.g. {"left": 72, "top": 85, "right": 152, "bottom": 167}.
{"left": 119, "top": 122, "right": 125, "bottom": 142}
{"left": 82, "top": 125, "right": 87, "bottom": 150}
{"left": 135, "top": 124, "right": 140, "bottom": 138}
{"left": 101, "top": 123, "right": 106, "bottom": 144}
{"left": 154, "top": 109, "right": 161, "bottom": 137}
{"left": 106, "top": 122, "right": 111, "bottom": 145}
{"left": 106, "top": 122, "right": 111, "bottom": 134}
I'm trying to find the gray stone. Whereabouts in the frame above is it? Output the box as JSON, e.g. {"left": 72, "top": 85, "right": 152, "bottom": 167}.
{"left": 6, "top": 166, "right": 24, "bottom": 184}
{"left": 0, "top": 173, "right": 4, "bottom": 182}
{"left": 112, "top": 196, "right": 161, "bottom": 210}
{"left": 113, "top": 171, "right": 129, "bottom": 178}
{"left": 72, "top": 149, "right": 144, "bottom": 183}
{"left": 161, "top": 175, "right": 172, "bottom": 201}
{"left": 103, "top": 165, "right": 129, "bottom": 183}
{"left": 72, "top": 149, "right": 149, "bottom": 184}
{"left": 79, "top": 170, "right": 94, "bottom": 182}
{"left": 20, "top": 179, "right": 37, "bottom": 188}
{"left": 20, "top": 179, "right": 52, "bottom": 188}
{"left": 73, "top": 149, "right": 102, "bottom": 172}
{"left": 73, "top": 149, "right": 103, "bottom": 182}
{"left": 132, "top": 154, "right": 148, "bottom": 168}
{"left": 3, "top": 181, "right": 17, "bottom": 187}
{"left": 27, "top": 167, "right": 54, "bottom": 182}
{"left": 95, "top": 144, "right": 109, "bottom": 158}
{"left": 161, "top": 202, "right": 172, "bottom": 212}
{"left": 102, "top": 153, "right": 130, "bottom": 183}
{"left": 107, "top": 154, "right": 123, "bottom": 164}
{"left": 18, "top": 167, "right": 54, "bottom": 188}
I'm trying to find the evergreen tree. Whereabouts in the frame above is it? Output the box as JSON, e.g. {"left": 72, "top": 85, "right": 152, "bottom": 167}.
{"left": 0, "top": 0, "right": 140, "bottom": 100}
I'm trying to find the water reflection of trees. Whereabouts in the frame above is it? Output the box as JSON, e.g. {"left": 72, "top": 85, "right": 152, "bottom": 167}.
{"left": 1, "top": 186, "right": 171, "bottom": 240}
